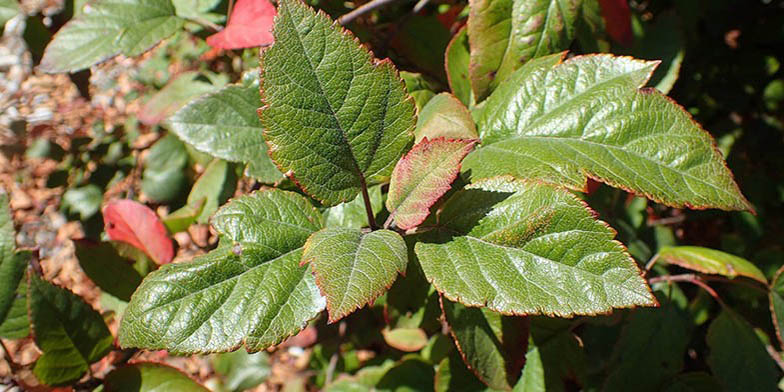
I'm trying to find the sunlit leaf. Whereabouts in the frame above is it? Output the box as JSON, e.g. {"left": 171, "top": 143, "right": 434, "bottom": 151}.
{"left": 206, "top": 0, "right": 276, "bottom": 49}
{"left": 657, "top": 246, "right": 766, "bottom": 284}
{"left": 103, "top": 199, "right": 174, "bottom": 264}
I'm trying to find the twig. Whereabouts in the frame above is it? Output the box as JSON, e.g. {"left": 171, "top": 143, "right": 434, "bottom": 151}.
{"left": 412, "top": 0, "right": 429, "bottom": 13}
{"left": 649, "top": 273, "right": 726, "bottom": 306}
{"left": 643, "top": 254, "right": 659, "bottom": 276}
{"left": 359, "top": 178, "right": 378, "bottom": 230}
{"left": 338, "top": 0, "right": 403, "bottom": 25}
{"left": 647, "top": 215, "right": 686, "bottom": 226}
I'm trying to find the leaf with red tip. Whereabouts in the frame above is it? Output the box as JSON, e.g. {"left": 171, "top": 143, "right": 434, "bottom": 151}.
{"left": 103, "top": 199, "right": 174, "bottom": 264}
{"left": 386, "top": 138, "right": 476, "bottom": 230}
{"left": 598, "top": 0, "right": 633, "bottom": 47}
{"left": 206, "top": 0, "right": 276, "bottom": 50}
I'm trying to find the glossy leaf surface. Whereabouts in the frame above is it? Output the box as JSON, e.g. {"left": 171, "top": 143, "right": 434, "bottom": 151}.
{"left": 444, "top": 27, "right": 474, "bottom": 107}
{"left": 39, "top": 0, "right": 183, "bottom": 73}
{"left": 260, "top": 0, "right": 416, "bottom": 205}
{"left": 415, "top": 178, "right": 655, "bottom": 316}
{"left": 104, "top": 362, "right": 209, "bottom": 391}
{"left": 119, "top": 190, "right": 326, "bottom": 353}
{"left": 387, "top": 138, "right": 476, "bottom": 230}
{"left": 464, "top": 53, "right": 751, "bottom": 211}
{"left": 442, "top": 299, "right": 527, "bottom": 390}
{"left": 30, "top": 275, "right": 113, "bottom": 386}
{"left": 103, "top": 199, "right": 174, "bottom": 264}
{"left": 414, "top": 94, "right": 477, "bottom": 143}
{"left": 468, "top": 0, "right": 581, "bottom": 100}
{"left": 167, "top": 79, "right": 283, "bottom": 184}
{"left": 303, "top": 228, "right": 407, "bottom": 322}
{"left": 658, "top": 246, "right": 766, "bottom": 283}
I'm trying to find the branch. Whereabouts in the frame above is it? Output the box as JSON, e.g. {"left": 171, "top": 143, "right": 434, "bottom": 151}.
{"left": 338, "top": 0, "right": 403, "bottom": 25}
{"left": 649, "top": 274, "right": 726, "bottom": 306}
{"left": 358, "top": 178, "right": 378, "bottom": 230}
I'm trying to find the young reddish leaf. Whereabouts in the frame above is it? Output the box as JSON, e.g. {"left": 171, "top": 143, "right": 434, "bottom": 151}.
{"left": 599, "top": 0, "right": 633, "bottom": 47}
{"left": 206, "top": 0, "right": 276, "bottom": 50}
{"left": 103, "top": 199, "right": 174, "bottom": 265}
{"left": 386, "top": 138, "right": 476, "bottom": 230}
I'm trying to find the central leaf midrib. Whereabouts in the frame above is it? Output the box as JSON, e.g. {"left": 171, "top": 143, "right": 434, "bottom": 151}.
{"left": 283, "top": 4, "right": 366, "bottom": 183}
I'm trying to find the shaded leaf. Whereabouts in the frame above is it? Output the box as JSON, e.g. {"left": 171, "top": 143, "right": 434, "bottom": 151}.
{"left": 104, "top": 362, "right": 209, "bottom": 391}
{"left": 598, "top": 0, "right": 632, "bottom": 46}
{"left": 434, "top": 353, "right": 491, "bottom": 392}
{"left": 303, "top": 228, "right": 407, "bottom": 322}
{"left": 138, "top": 72, "right": 218, "bottom": 126}
{"left": 103, "top": 199, "right": 174, "bottom": 264}
{"left": 414, "top": 93, "right": 477, "bottom": 143}
{"left": 415, "top": 178, "right": 655, "bottom": 316}
{"left": 0, "top": 250, "right": 27, "bottom": 332}
{"left": 0, "top": 281, "right": 29, "bottom": 339}
{"left": 30, "top": 274, "right": 113, "bottom": 386}
{"left": 464, "top": 53, "right": 752, "bottom": 211}
{"left": 260, "top": 0, "right": 416, "bottom": 205}
{"left": 119, "top": 189, "right": 326, "bottom": 353}
{"left": 391, "top": 15, "right": 450, "bottom": 81}
{"left": 444, "top": 27, "right": 474, "bottom": 107}
{"left": 706, "top": 310, "right": 780, "bottom": 392}
{"left": 206, "top": 0, "right": 276, "bottom": 50}
{"left": 400, "top": 71, "right": 438, "bottom": 110}
{"left": 662, "top": 372, "right": 722, "bottom": 392}
{"left": 376, "top": 358, "right": 435, "bottom": 392}
{"left": 468, "top": 0, "right": 582, "bottom": 101}
{"left": 518, "top": 317, "right": 586, "bottom": 392}
{"left": 62, "top": 184, "right": 102, "bottom": 220}
{"left": 442, "top": 298, "right": 527, "bottom": 390}
{"left": 74, "top": 240, "right": 144, "bottom": 301}
{"left": 323, "top": 185, "right": 383, "bottom": 229}
{"left": 212, "top": 349, "right": 270, "bottom": 391}
{"left": 141, "top": 133, "right": 189, "bottom": 203}
{"left": 658, "top": 246, "right": 766, "bottom": 284}
{"left": 769, "top": 265, "right": 784, "bottom": 349}
{"left": 632, "top": 12, "right": 684, "bottom": 94}
{"left": 39, "top": 0, "right": 184, "bottom": 73}
{"left": 167, "top": 78, "right": 283, "bottom": 184}
{"left": 387, "top": 138, "right": 476, "bottom": 230}
{"left": 187, "top": 159, "right": 238, "bottom": 224}
{"left": 382, "top": 327, "right": 428, "bottom": 352}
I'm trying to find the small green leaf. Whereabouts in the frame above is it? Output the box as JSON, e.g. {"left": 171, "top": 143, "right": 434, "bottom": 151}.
{"left": 39, "top": 0, "right": 184, "bottom": 73}
{"left": 401, "top": 71, "right": 438, "bottom": 110}
{"left": 445, "top": 27, "right": 474, "bottom": 107}
{"left": 303, "top": 228, "right": 407, "bottom": 322}
{"left": 119, "top": 189, "right": 326, "bottom": 353}
{"left": 187, "top": 159, "right": 238, "bottom": 224}
{"left": 0, "top": 281, "right": 29, "bottom": 339}
{"left": 706, "top": 310, "right": 781, "bottom": 392}
{"left": 769, "top": 265, "right": 784, "bottom": 349}
{"left": 260, "top": 0, "right": 416, "bottom": 205}
{"left": 376, "top": 358, "right": 435, "bottom": 392}
{"left": 323, "top": 185, "right": 383, "bottom": 229}
{"left": 212, "top": 349, "right": 270, "bottom": 392}
{"left": 414, "top": 94, "right": 478, "bottom": 143}
{"left": 0, "top": 251, "right": 27, "bottom": 325}
{"left": 657, "top": 246, "right": 766, "bottom": 284}
{"left": 415, "top": 178, "right": 655, "bottom": 316}
{"left": 62, "top": 184, "right": 103, "bottom": 220}
{"left": 382, "top": 327, "right": 428, "bottom": 352}
{"left": 467, "top": 0, "right": 581, "bottom": 100}
{"left": 138, "top": 71, "right": 219, "bottom": 126}
{"left": 167, "top": 79, "right": 284, "bottom": 184}
{"left": 74, "top": 240, "right": 143, "bottom": 301}
{"left": 163, "top": 198, "right": 206, "bottom": 233}
{"left": 30, "top": 274, "right": 113, "bottom": 386}
{"left": 142, "top": 133, "right": 189, "bottom": 203}
{"left": 104, "top": 362, "right": 209, "bottom": 391}
{"left": 442, "top": 299, "right": 527, "bottom": 390}
{"left": 387, "top": 138, "right": 476, "bottom": 230}
{"left": 464, "top": 53, "right": 752, "bottom": 211}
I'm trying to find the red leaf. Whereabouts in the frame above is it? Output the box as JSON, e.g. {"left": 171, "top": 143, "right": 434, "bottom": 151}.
{"left": 103, "top": 199, "right": 174, "bottom": 264}
{"left": 599, "top": 0, "right": 633, "bottom": 47}
{"left": 206, "top": 0, "right": 277, "bottom": 50}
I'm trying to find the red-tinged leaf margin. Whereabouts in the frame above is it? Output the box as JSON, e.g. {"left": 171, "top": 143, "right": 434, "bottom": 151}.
{"left": 386, "top": 138, "right": 476, "bottom": 230}
{"left": 103, "top": 199, "right": 174, "bottom": 264}
{"left": 206, "top": 0, "right": 277, "bottom": 50}
{"left": 770, "top": 264, "right": 784, "bottom": 350}
{"left": 258, "top": 0, "right": 416, "bottom": 206}
{"left": 598, "top": 0, "right": 633, "bottom": 47}
{"left": 440, "top": 295, "right": 529, "bottom": 391}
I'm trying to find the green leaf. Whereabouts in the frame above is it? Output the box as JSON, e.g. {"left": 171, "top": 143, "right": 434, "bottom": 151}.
{"left": 323, "top": 185, "right": 383, "bottom": 229}
{"left": 260, "top": 0, "right": 416, "bottom": 206}
{"left": 212, "top": 349, "right": 270, "bottom": 392}
{"left": 39, "top": 0, "right": 184, "bottom": 73}
{"left": 167, "top": 80, "right": 284, "bottom": 184}
{"left": 387, "top": 138, "right": 476, "bottom": 230}
{"left": 138, "top": 71, "right": 219, "bottom": 126}
{"left": 74, "top": 240, "right": 143, "bottom": 301}
{"left": 303, "top": 228, "right": 407, "bottom": 322}
{"left": 445, "top": 27, "right": 474, "bottom": 107}
{"left": 603, "top": 296, "right": 693, "bottom": 392}
{"left": 187, "top": 159, "right": 237, "bottom": 224}
{"left": 163, "top": 198, "right": 206, "bottom": 233}
{"left": 415, "top": 178, "right": 655, "bottom": 316}
{"left": 142, "top": 133, "right": 189, "bottom": 203}
{"left": 658, "top": 246, "right": 766, "bottom": 284}
{"left": 62, "top": 184, "right": 103, "bottom": 220}
{"left": 400, "top": 71, "right": 438, "bottom": 110}
{"left": 119, "top": 189, "right": 326, "bottom": 353}
{"left": 104, "top": 362, "right": 209, "bottom": 391}
{"left": 442, "top": 299, "right": 527, "bottom": 390}
{"left": 392, "top": 15, "right": 450, "bottom": 81}
{"left": 0, "top": 281, "right": 29, "bottom": 339}
{"left": 632, "top": 13, "right": 684, "bottom": 94}
{"left": 467, "top": 0, "right": 581, "bottom": 101}
{"left": 518, "top": 317, "right": 586, "bottom": 392}
{"left": 435, "top": 353, "right": 492, "bottom": 392}
{"left": 662, "top": 372, "right": 722, "bottom": 392}
{"left": 706, "top": 310, "right": 781, "bottom": 392}
{"left": 0, "top": 0, "right": 19, "bottom": 37}
{"left": 30, "top": 274, "right": 113, "bottom": 386}
{"left": 0, "top": 251, "right": 27, "bottom": 325}
{"left": 382, "top": 327, "right": 428, "bottom": 352}
{"left": 414, "top": 93, "right": 478, "bottom": 143}
{"left": 769, "top": 265, "right": 784, "bottom": 349}
{"left": 464, "top": 53, "right": 752, "bottom": 211}
{"left": 0, "top": 192, "right": 13, "bottom": 255}
{"left": 376, "top": 358, "right": 435, "bottom": 392}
